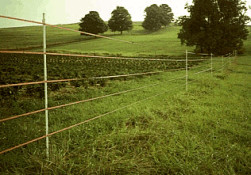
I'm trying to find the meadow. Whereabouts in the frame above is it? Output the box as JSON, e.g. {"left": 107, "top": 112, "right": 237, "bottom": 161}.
{"left": 0, "top": 22, "right": 193, "bottom": 56}
{"left": 0, "top": 22, "right": 250, "bottom": 174}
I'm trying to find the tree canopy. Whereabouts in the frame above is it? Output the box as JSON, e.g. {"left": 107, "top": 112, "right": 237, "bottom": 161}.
{"left": 142, "top": 4, "right": 174, "bottom": 31}
{"left": 108, "top": 6, "right": 133, "bottom": 34}
{"left": 177, "top": 0, "right": 250, "bottom": 55}
{"left": 160, "top": 4, "right": 174, "bottom": 27}
{"left": 79, "top": 11, "right": 108, "bottom": 35}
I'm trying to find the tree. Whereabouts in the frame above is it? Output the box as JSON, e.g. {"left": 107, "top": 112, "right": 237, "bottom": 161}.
{"left": 108, "top": 6, "right": 133, "bottom": 34}
{"left": 142, "top": 4, "right": 162, "bottom": 31}
{"left": 178, "top": 0, "right": 250, "bottom": 55}
{"left": 142, "top": 4, "right": 174, "bottom": 31}
{"left": 160, "top": 4, "right": 174, "bottom": 27}
{"left": 79, "top": 11, "right": 108, "bottom": 35}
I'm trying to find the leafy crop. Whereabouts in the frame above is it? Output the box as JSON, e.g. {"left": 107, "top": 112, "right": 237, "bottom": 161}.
{"left": 0, "top": 53, "right": 201, "bottom": 101}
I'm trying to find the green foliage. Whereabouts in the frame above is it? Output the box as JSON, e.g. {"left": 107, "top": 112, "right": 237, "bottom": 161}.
{"left": 0, "top": 53, "right": 191, "bottom": 102}
{"left": 108, "top": 6, "right": 133, "bottom": 34}
{"left": 142, "top": 4, "right": 174, "bottom": 31}
{"left": 178, "top": 0, "right": 250, "bottom": 55}
{"left": 79, "top": 11, "right": 108, "bottom": 35}
{"left": 142, "top": 4, "right": 162, "bottom": 31}
{"left": 160, "top": 4, "right": 174, "bottom": 27}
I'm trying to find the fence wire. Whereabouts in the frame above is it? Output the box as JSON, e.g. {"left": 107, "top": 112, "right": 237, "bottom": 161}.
{"left": 0, "top": 75, "right": 186, "bottom": 123}
{"left": 0, "top": 58, "right": 232, "bottom": 123}
{"left": 0, "top": 14, "right": 235, "bottom": 157}
{"left": 0, "top": 71, "right": 163, "bottom": 88}
{"left": 0, "top": 83, "right": 185, "bottom": 155}
{"left": 0, "top": 59, "right": 233, "bottom": 155}
{"left": 0, "top": 50, "right": 206, "bottom": 62}
{"left": 0, "top": 15, "right": 135, "bottom": 45}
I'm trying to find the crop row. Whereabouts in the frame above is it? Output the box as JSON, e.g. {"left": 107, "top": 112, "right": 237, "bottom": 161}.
{"left": 0, "top": 53, "right": 199, "bottom": 103}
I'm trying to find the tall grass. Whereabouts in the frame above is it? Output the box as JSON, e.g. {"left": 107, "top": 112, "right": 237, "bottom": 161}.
{"left": 1, "top": 55, "right": 250, "bottom": 174}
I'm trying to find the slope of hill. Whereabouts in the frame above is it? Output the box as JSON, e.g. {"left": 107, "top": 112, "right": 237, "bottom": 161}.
{"left": 0, "top": 22, "right": 194, "bottom": 56}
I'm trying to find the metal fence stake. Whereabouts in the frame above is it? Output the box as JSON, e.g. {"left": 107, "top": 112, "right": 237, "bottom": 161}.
{"left": 211, "top": 53, "right": 213, "bottom": 76}
{"left": 222, "top": 56, "right": 223, "bottom": 73}
{"left": 43, "top": 13, "right": 49, "bottom": 159}
{"left": 186, "top": 50, "right": 188, "bottom": 91}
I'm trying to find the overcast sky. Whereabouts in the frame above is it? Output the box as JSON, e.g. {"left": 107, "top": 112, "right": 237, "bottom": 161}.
{"left": 1, "top": 0, "right": 251, "bottom": 28}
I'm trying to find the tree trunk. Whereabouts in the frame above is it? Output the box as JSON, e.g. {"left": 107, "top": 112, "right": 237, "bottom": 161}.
{"left": 120, "top": 30, "right": 123, "bottom": 35}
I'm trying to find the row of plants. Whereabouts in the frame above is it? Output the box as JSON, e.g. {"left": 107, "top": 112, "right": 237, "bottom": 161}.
{"left": 0, "top": 53, "right": 201, "bottom": 104}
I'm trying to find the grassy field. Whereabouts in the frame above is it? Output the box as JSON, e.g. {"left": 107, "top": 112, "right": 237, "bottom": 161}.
{"left": 243, "top": 26, "right": 251, "bottom": 56}
{"left": 0, "top": 23, "right": 83, "bottom": 50}
{"left": 0, "top": 22, "right": 193, "bottom": 56}
{"left": 46, "top": 24, "right": 192, "bottom": 56}
{"left": 0, "top": 23, "right": 250, "bottom": 174}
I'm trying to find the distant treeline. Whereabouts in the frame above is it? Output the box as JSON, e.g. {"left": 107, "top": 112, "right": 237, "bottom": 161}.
{"left": 79, "top": 4, "right": 174, "bottom": 35}
{"left": 79, "top": 0, "right": 250, "bottom": 55}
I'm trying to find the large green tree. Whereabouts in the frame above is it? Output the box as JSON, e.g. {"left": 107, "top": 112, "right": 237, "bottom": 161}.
{"left": 108, "top": 6, "right": 133, "bottom": 34}
{"left": 160, "top": 4, "right": 174, "bottom": 27}
{"left": 142, "top": 4, "right": 162, "bottom": 31}
{"left": 142, "top": 4, "right": 174, "bottom": 31}
{"left": 79, "top": 11, "right": 108, "bottom": 35}
{"left": 178, "top": 0, "right": 250, "bottom": 55}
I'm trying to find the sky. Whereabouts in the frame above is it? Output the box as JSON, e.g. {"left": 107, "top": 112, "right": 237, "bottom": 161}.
{"left": 0, "top": 0, "right": 251, "bottom": 28}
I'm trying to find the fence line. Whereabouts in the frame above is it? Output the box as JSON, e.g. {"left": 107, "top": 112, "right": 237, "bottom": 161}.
{"left": 186, "top": 51, "right": 212, "bottom": 56}
{"left": 0, "top": 71, "right": 164, "bottom": 88}
{"left": 0, "top": 83, "right": 185, "bottom": 155}
{"left": 188, "top": 64, "right": 209, "bottom": 70}
{"left": 0, "top": 56, "right": 232, "bottom": 123}
{"left": 0, "top": 14, "right": 235, "bottom": 157}
{"left": 212, "top": 62, "right": 231, "bottom": 72}
{"left": 194, "top": 68, "right": 212, "bottom": 75}
{"left": 193, "top": 59, "right": 232, "bottom": 75}
{"left": 185, "top": 51, "right": 226, "bottom": 90}
{"left": 0, "top": 58, "right": 233, "bottom": 155}
{"left": 0, "top": 63, "right": 212, "bottom": 89}
{"left": 0, "top": 67, "right": 191, "bottom": 89}
{"left": 0, "top": 75, "right": 186, "bottom": 123}
{"left": 0, "top": 51, "right": 233, "bottom": 155}
{"left": 0, "top": 50, "right": 209, "bottom": 62}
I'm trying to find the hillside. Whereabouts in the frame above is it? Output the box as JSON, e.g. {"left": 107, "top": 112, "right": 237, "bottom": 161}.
{"left": 0, "top": 23, "right": 250, "bottom": 174}
{"left": 0, "top": 22, "right": 194, "bottom": 56}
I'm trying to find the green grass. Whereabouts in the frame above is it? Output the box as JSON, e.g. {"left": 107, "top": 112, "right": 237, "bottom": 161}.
{"left": 0, "top": 23, "right": 86, "bottom": 50}
{"left": 47, "top": 25, "right": 191, "bottom": 56}
{"left": 243, "top": 26, "right": 251, "bottom": 56}
{"left": 0, "top": 22, "right": 193, "bottom": 56}
{"left": 0, "top": 23, "right": 250, "bottom": 174}
{"left": 1, "top": 57, "right": 250, "bottom": 174}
